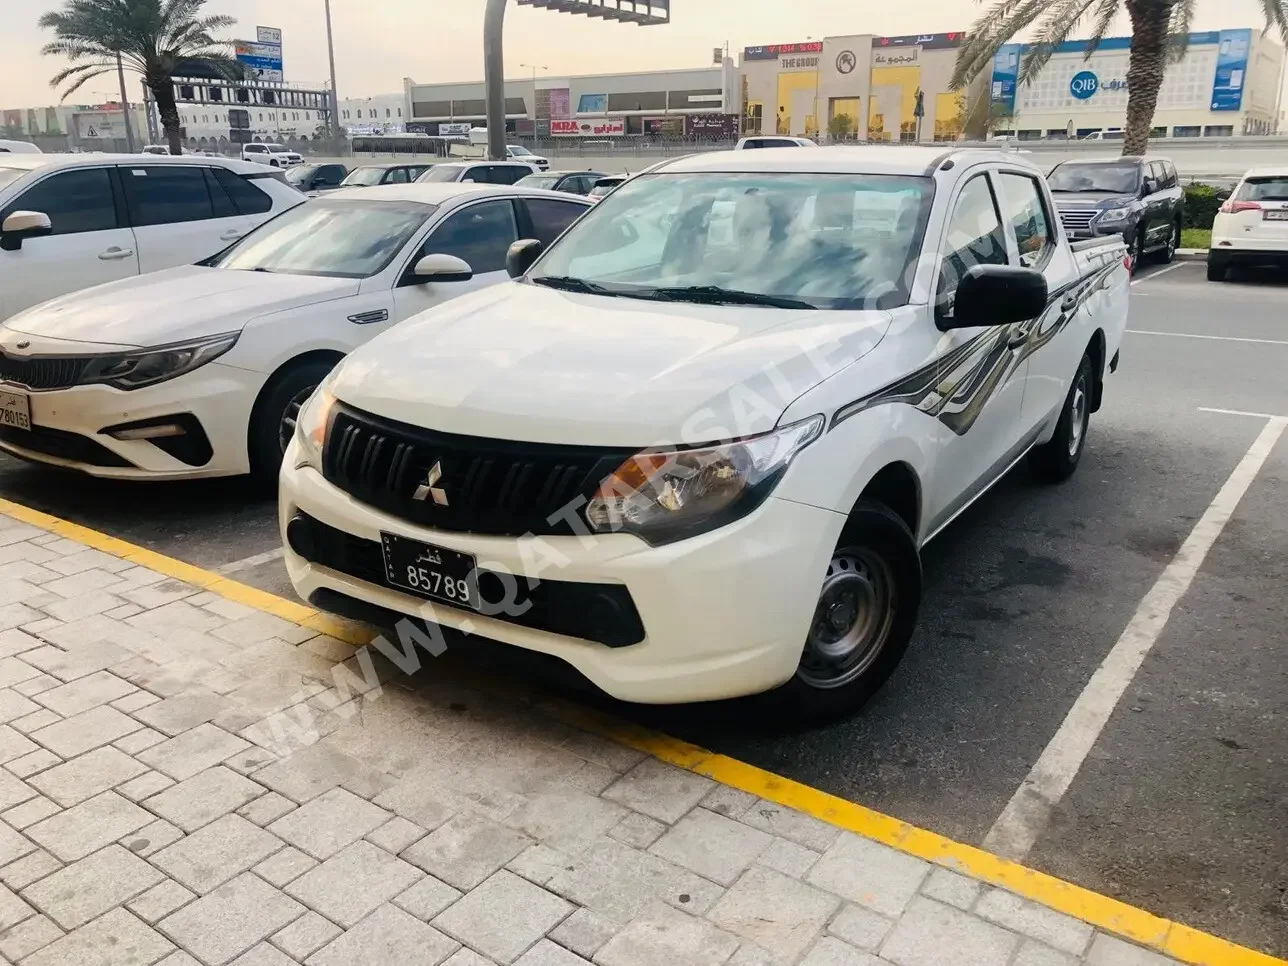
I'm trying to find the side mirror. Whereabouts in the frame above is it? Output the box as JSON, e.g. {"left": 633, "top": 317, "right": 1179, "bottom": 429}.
{"left": 0, "top": 210, "right": 52, "bottom": 252}
{"left": 413, "top": 253, "right": 473, "bottom": 282}
{"left": 937, "top": 264, "right": 1048, "bottom": 331}
{"left": 506, "top": 239, "right": 544, "bottom": 278}
{"left": 1142, "top": 178, "right": 1157, "bottom": 196}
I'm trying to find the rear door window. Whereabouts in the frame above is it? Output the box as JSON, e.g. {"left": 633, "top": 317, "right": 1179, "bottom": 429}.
{"left": 522, "top": 198, "right": 588, "bottom": 246}
{"left": 996, "top": 172, "right": 1054, "bottom": 268}
{"left": 2, "top": 167, "right": 119, "bottom": 235}
{"left": 121, "top": 165, "right": 215, "bottom": 226}
{"left": 419, "top": 199, "right": 518, "bottom": 273}
{"left": 212, "top": 167, "right": 273, "bottom": 214}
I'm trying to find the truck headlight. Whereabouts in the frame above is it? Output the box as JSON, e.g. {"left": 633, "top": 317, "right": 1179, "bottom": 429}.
{"left": 1096, "top": 207, "right": 1132, "bottom": 224}
{"left": 585, "top": 415, "right": 824, "bottom": 545}
{"left": 79, "top": 332, "right": 239, "bottom": 390}
{"left": 293, "top": 374, "right": 338, "bottom": 470}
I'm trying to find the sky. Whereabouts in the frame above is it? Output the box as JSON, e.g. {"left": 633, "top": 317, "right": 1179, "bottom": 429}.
{"left": 2, "top": 0, "right": 1282, "bottom": 106}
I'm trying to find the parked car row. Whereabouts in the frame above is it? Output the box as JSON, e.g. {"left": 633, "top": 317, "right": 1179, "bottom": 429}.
{"left": 2, "top": 144, "right": 1136, "bottom": 720}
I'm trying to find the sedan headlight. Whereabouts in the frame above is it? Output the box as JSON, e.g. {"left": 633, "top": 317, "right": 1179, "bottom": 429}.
{"left": 293, "top": 373, "right": 339, "bottom": 470}
{"left": 585, "top": 415, "right": 824, "bottom": 545}
{"left": 1096, "top": 206, "right": 1133, "bottom": 224}
{"left": 79, "top": 332, "right": 239, "bottom": 390}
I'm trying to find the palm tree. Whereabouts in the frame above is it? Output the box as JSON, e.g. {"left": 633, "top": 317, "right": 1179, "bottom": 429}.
{"left": 952, "top": 0, "right": 1288, "bottom": 157}
{"left": 40, "top": 0, "right": 240, "bottom": 155}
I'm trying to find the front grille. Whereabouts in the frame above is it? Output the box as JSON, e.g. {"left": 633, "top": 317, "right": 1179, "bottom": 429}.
{"left": 1058, "top": 208, "right": 1097, "bottom": 234}
{"left": 0, "top": 353, "right": 89, "bottom": 391}
{"left": 322, "top": 404, "right": 634, "bottom": 537}
{"left": 0, "top": 424, "right": 132, "bottom": 467}
{"left": 287, "top": 512, "right": 645, "bottom": 647}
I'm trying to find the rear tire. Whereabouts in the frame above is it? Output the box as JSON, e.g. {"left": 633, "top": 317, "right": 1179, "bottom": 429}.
{"left": 248, "top": 359, "right": 337, "bottom": 489}
{"left": 1207, "top": 256, "right": 1229, "bottom": 282}
{"left": 1132, "top": 229, "right": 1148, "bottom": 272}
{"left": 774, "top": 501, "right": 921, "bottom": 723}
{"left": 1156, "top": 220, "right": 1180, "bottom": 264}
{"left": 1030, "top": 352, "right": 1093, "bottom": 483}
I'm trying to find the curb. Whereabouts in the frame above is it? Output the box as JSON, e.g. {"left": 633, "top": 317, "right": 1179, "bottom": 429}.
{"left": 1176, "top": 249, "right": 1208, "bottom": 261}
{"left": 0, "top": 495, "right": 1283, "bottom": 966}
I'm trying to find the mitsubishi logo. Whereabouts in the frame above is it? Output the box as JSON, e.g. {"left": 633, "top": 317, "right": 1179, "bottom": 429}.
{"left": 413, "top": 461, "right": 449, "bottom": 505}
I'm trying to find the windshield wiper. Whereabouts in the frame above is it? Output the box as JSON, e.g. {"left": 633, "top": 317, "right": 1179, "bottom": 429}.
{"left": 530, "top": 275, "right": 617, "bottom": 296}
{"left": 645, "top": 285, "right": 817, "bottom": 310}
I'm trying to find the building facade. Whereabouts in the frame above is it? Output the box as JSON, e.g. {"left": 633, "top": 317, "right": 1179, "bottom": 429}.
{"left": 991, "top": 29, "right": 1285, "bottom": 139}
{"left": 405, "top": 62, "right": 740, "bottom": 138}
{"left": 337, "top": 93, "right": 410, "bottom": 134}
{"left": 739, "top": 33, "right": 988, "bottom": 141}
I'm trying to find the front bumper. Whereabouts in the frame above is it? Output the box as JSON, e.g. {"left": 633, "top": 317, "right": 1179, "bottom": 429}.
{"left": 279, "top": 442, "right": 847, "bottom": 704}
{"left": 0, "top": 362, "right": 264, "bottom": 479}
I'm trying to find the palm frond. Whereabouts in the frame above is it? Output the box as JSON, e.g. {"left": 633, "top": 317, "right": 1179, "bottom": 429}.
{"left": 53, "top": 66, "right": 117, "bottom": 99}
{"left": 952, "top": 0, "right": 1054, "bottom": 89}
{"left": 1018, "top": 0, "right": 1104, "bottom": 84}
{"left": 1167, "top": 1, "right": 1196, "bottom": 62}
{"left": 1258, "top": 0, "right": 1288, "bottom": 44}
{"left": 1086, "top": 0, "right": 1121, "bottom": 51}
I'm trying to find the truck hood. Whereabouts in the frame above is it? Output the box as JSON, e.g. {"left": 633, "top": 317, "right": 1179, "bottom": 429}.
{"left": 1051, "top": 193, "right": 1138, "bottom": 209}
{"left": 332, "top": 281, "right": 892, "bottom": 448}
{"left": 3, "top": 266, "right": 358, "bottom": 348}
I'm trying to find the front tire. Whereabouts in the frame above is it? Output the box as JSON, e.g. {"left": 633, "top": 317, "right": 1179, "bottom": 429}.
{"left": 248, "top": 359, "right": 337, "bottom": 488}
{"left": 1029, "top": 352, "right": 1093, "bottom": 483}
{"left": 775, "top": 501, "right": 921, "bottom": 722}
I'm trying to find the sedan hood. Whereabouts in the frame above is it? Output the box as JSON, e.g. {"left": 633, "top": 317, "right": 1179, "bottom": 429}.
{"left": 1052, "top": 193, "right": 1137, "bottom": 209}
{"left": 3, "top": 266, "right": 358, "bottom": 348}
{"left": 332, "top": 282, "right": 892, "bottom": 447}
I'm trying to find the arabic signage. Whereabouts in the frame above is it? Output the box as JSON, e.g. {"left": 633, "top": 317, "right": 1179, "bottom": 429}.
{"left": 990, "top": 43, "right": 1020, "bottom": 110}
{"left": 873, "top": 48, "right": 919, "bottom": 67}
{"left": 1211, "top": 28, "right": 1251, "bottom": 111}
{"left": 256, "top": 26, "right": 282, "bottom": 44}
{"left": 234, "top": 39, "right": 283, "bottom": 83}
{"left": 439, "top": 122, "right": 471, "bottom": 136}
{"left": 551, "top": 117, "right": 626, "bottom": 136}
{"left": 743, "top": 41, "right": 824, "bottom": 61}
{"left": 875, "top": 32, "right": 963, "bottom": 50}
{"left": 685, "top": 114, "right": 739, "bottom": 138}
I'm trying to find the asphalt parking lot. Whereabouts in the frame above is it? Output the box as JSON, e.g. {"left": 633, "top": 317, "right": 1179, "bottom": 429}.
{"left": 1, "top": 259, "right": 1285, "bottom": 957}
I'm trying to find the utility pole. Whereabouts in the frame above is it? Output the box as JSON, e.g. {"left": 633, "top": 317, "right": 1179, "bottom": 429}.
{"left": 484, "top": 0, "right": 507, "bottom": 161}
{"left": 520, "top": 63, "right": 546, "bottom": 139}
{"left": 116, "top": 53, "right": 136, "bottom": 153}
{"left": 323, "top": 0, "right": 342, "bottom": 148}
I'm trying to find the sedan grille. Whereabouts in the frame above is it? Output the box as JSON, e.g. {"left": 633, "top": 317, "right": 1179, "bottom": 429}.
{"left": 322, "top": 404, "right": 635, "bottom": 537}
{"left": 0, "top": 353, "right": 89, "bottom": 391}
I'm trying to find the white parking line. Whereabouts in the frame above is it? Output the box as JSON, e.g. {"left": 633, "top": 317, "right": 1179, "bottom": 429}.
{"left": 215, "top": 547, "right": 285, "bottom": 575}
{"left": 982, "top": 413, "right": 1288, "bottom": 861}
{"left": 1127, "top": 329, "right": 1288, "bottom": 347}
{"left": 1200, "top": 406, "right": 1288, "bottom": 420}
{"left": 1130, "top": 263, "right": 1185, "bottom": 286}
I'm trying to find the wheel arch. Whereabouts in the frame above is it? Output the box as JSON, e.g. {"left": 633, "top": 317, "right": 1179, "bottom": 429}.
{"left": 847, "top": 461, "right": 922, "bottom": 541}
{"left": 245, "top": 349, "right": 347, "bottom": 458}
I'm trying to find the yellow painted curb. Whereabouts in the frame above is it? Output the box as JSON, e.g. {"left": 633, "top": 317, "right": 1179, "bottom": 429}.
{"left": 1, "top": 497, "right": 1282, "bottom": 966}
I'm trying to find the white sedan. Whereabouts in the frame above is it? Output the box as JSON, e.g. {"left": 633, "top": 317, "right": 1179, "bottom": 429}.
{"left": 0, "top": 182, "right": 592, "bottom": 482}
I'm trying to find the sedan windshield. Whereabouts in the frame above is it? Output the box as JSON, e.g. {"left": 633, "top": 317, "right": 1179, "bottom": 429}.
{"left": 1048, "top": 163, "right": 1141, "bottom": 194}
{"left": 508, "top": 145, "right": 534, "bottom": 156}
{"left": 284, "top": 165, "right": 318, "bottom": 186}
{"left": 416, "top": 165, "right": 464, "bottom": 183}
{"left": 530, "top": 172, "right": 935, "bottom": 310}
{"left": 341, "top": 166, "right": 387, "bottom": 187}
{"left": 210, "top": 200, "right": 433, "bottom": 278}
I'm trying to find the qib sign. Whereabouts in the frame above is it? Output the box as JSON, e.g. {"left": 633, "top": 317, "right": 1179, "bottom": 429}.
{"left": 1070, "top": 70, "right": 1127, "bottom": 100}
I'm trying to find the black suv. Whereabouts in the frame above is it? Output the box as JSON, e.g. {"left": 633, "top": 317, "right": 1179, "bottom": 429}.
{"left": 1048, "top": 156, "right": 1185, "bottom": 265}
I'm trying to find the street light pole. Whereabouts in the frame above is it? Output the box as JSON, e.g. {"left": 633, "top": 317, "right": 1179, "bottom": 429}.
{"left": 520, "top": 62, "right": 546, "bottom": 139}
{"left": 115, "top": 53, "right": 136, "bottom": 153}
{"left": 484, "top": 0, "right": 508, "bottom": 161}
{"left": 323, "top": 0, "right": 342, "bottom": 147}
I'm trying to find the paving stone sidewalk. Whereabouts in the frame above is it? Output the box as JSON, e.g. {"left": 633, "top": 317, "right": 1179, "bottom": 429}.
{"left": 0, "top": 509, "right": 1190, "bottom": 966}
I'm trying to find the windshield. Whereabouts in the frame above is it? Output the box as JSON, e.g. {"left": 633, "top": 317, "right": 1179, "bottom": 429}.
{"left": 508, "top": 145, "right": 533, "bottom": 156}
{"left": 0, "top": 167, "right": 24, "bottom": 191}
{"left": 1237, "top": 176, "right": 1288, "bottom": 201}
{"left": 210, "top": 200, "right": 433, "bottom": 278}
{"left": 532, "top": 172, "right": 935, "bottom": 310}
{"left": 284, "top": 165, "right": 318, "bottom": 185}
{"left": 518, "top": 174, "right": 561, "bottom": 190}
{"left": 417, "top": 165, "right": 463, "bottom": 183}
{"left": 341, "top": 166, "right": 386, "bottom": 187}
{"left": 1048, "top": 162, "right": 1141, "bottom": 194}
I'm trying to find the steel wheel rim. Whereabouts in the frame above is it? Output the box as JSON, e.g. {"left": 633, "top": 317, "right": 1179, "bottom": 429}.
{"left": 279, "top": 385, "right": 318, "bottom": 454}
{"left": 1068, "top": 375, "right": 1088, "bottom": 458}
{"left": 797, "top": 549, "right": 896, "bottom": 690}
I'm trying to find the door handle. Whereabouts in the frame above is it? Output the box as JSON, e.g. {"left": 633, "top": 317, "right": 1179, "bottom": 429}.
{"left": 219, "top": 230, "right": 243, "bottom": 241}
{"left": 97, "top": 247, "right": 134, "bottom": 261}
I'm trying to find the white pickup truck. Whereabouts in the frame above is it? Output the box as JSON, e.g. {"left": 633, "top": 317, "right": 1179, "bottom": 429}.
{"left": 279, "top": 146, "right": 1130, "bottom": 719}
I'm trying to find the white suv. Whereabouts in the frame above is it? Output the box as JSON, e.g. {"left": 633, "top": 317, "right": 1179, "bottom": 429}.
{"left": 1208, "top": 166, "right": 1288, "bottom": 281}
{"left": 280, "top": 147, "right": 1130, "bottom": 718}
{"left": 241, "top": 143, "right": 304, "bottom": 168}
{"left": 0, "top": 153, "right": 302, "bottom": 320}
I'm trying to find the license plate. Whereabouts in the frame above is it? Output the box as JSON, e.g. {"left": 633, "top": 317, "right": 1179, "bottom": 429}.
{"left": 380, "top": 532, "right": 480, "bottom": 610}
{"left": 0, "top": 389, "right": 30, "bottom": 432}
{"left": 1264, "top": 210, "right": 1288, "bottom": 221}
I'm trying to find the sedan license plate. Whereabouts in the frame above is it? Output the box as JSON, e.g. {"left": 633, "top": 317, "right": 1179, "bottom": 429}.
{"left": 1264, "top": 210, "right": 1288, "bottom": 221}
{"left": 0, "top": 390, "right": 31, "bottom": 432}
{"left": 380, "top": 532, "right": 480, "bottom": 610}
